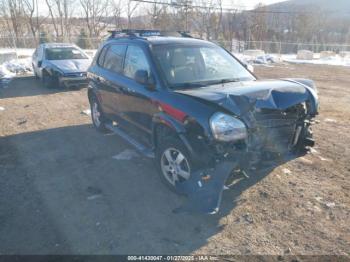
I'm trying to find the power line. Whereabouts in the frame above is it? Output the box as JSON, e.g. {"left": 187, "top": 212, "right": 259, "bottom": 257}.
{"left": 130, "top": 0, "right": 314, "bottom": 15}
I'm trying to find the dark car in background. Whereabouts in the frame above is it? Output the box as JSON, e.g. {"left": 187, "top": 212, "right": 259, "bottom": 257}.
{"left": 87, "top": 30, "right": 319, "bottom": 214}
{"left": 32, "top": 43, "right": 92, "bottom": 89}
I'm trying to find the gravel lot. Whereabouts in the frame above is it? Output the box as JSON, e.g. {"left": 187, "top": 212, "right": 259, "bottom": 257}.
{"left": 0, "top": 64, "right": 349, "bottom": 255}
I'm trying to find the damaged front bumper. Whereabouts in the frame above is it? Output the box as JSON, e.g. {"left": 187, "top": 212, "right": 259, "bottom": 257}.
{"left": 174, "top": 160, "right": 240, "bottom": 214}
{"left": 174, "top": 110, "right": 316, "bottom": 215}
{"left": 59, "top": 74, "right": 88, "bottom": 89}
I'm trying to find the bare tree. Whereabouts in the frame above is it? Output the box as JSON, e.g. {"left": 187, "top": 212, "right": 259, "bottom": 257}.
{"left": 22, "top": 0, "right": 48, "bottom": 42}
{"left": 126, "top": 0, "right": 140, "bottom": 28}
{"left": 0, "top": 0, "right": 27, "bottom": 45}
{"left": 45, "top": 0, "right": 75, "bottom": 41}
{"left": 146, "top": 2, "right": 169, "bottom": 29}
{"left": 80, "top": 0, "right": 110, "bottom": 37}
{"left": 111, "top": 0, "right": 122, "bottom": 29}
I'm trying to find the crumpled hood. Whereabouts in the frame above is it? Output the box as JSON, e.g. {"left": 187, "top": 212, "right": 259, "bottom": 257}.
{"left": 175, "top": 79, "right": 318, "bottom": 116}
{"left": 48, "top": 59, "right": 91, "bottom": 73}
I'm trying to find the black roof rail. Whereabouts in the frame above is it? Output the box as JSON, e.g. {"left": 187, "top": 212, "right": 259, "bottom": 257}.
{"left": 107, "top": 29, "right": 161, "bottom": 39}
{"left": 107, "top": 29, "right": 193, "bottom": 39}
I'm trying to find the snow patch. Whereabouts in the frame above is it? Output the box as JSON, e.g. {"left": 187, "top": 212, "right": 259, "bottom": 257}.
{"left": 282, "top": 168, "right": 292, "bottom": 175}
{"left": 81, "top": 109, "right": 91, "bottom": 116}
{"left": 324, "top": 118, "right": 337, "bottom": 123}
{"left": 112, "top": 149, "right": 140, "bottom": 160}
{"left": 282, "top": 54, "right": 350, "bottom": 67}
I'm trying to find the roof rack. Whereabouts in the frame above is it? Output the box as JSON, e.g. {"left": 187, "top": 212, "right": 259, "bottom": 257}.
{"left": 107, "top": 29, "right": 193, "bottom": 39}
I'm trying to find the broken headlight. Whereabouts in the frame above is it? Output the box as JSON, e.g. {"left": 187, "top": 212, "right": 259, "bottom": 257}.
{"left": 210, "top": 112, "right": 247, "bottom": 142}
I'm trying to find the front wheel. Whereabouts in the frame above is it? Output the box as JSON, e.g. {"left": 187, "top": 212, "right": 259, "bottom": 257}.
{"left": 156, "top": 135, "right": 194, "bottom": 193}
{"left": 42, "top": 72, "right": 59, "bottom": 89}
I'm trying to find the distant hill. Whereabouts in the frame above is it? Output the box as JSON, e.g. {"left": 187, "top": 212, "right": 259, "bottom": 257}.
{"left": 266, "top": 0, "right": 350, "bottom": 18}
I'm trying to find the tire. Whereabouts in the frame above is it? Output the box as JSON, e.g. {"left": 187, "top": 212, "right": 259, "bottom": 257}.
{"left": 32, "top": 65, "right": 39, "bottom": 79}
{"left": 90, "top": 95, "right": 111, "bottom": 133}
{"left": 42, "top": 71, "right": 59, "bottom": 89}
{"left": 155, "top": 132, "right": 196, "bottom": 194}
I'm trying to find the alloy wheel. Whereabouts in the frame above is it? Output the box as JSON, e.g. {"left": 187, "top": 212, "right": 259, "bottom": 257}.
{"left": 160, "top": 147, "right": 191, "bottom": 186}
{"left": 92, "top": 101, "right": 101, "bottom": 127}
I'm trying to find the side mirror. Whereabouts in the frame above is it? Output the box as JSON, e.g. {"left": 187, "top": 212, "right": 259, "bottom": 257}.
{"left": 245, "top": 63, "right": 254, "bottom": 73}
{"left": 37, "top": 61, "right": 42, "bottom": 68}
{"left": 135, "top": 70, "right": 156, "bottom": 90}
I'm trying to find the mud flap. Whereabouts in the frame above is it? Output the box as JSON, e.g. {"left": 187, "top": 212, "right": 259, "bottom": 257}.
{"left": 173, "top": 161, "right": 238, "bottom": 214}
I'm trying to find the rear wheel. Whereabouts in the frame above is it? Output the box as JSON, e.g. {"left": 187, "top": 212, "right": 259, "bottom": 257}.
{"left": 90, "top": 95, "right": 111, "bottom": 133}
{"left": 156, "top": 132, "right": 195, "bottom": 193}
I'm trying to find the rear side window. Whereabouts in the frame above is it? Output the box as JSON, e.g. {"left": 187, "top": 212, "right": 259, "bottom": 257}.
{"left": 102, "top": 44, "right": 126, "bottom": 73}
{"left": 124, "top": 45, "right": 150, "bottom": 80}
{"left": 97, "top": 46, "right": 108, "bottom": 66}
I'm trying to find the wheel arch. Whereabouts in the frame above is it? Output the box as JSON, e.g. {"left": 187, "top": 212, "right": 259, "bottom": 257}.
{"left": 152, "top": 113, "right": 198, "bottom": 162}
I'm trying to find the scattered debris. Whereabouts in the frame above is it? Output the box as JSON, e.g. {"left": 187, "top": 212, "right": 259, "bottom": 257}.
{"left": 112, "top": 149, "right": 140, "bottom": 160}
{"left": 242, "top": 213, "right": 254, "bottom": 224}
{"left": 299, "top": 157, "right": 313, "bottom": 165}
{"left": 309, "top": 147, "right": 319, "bottom": 154}
{"left": 81, "top": 109, "right": 91, "bottom": 116}
{"left": 324, "top": 118, "right": 337, "bottom": 123}
{"left": 18, "top": 118, "right": 27, "bottom": 125}
{"left": 313, "top": 205, "right": 322, "bottom": 212}
{"left": 282, "top": 168, "right": 292, "bottom": 175}
{"left": 259, "top": 190, "right": 269, "bottom": 198}
{"left": 284, "top": 247, "right": 292, "bottom": 254}
{"left": 325, "top": 202, "right": 336, "bottom": 209}
{"left": 318, "top": 156, "right": 331, "bottom": 162}
{"left": 315, "top": 196, "right": 323, "bottom": 202}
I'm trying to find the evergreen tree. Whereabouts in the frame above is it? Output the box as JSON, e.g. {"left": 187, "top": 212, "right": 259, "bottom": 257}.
{"left": 76, "top": 29, "right": 92, "bottom": 49}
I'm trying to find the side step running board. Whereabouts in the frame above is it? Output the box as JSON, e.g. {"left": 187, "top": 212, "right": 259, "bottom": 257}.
{"left": 106, "top": 123, "right": 155, "bottom": 158}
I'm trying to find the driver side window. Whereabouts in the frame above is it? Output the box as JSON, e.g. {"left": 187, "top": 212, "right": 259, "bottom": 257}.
{"left": 124, "top": 45, "right": 150, "bottom": 80}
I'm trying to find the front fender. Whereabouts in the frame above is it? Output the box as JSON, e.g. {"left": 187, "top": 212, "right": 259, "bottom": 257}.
{"left": 284, "top": 78, "right": 319, "bottom": 115}
{"left": 152, "top": 112, "right": 200, "bottom": 161}
{"left": 42, "top": 61, "right": 63, "bottom": 77}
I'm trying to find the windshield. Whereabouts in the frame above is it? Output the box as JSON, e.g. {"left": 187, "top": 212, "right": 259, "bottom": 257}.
{"left": 152, "top": 44, "right": 255, "bottom": 89}
{"left": 45, "top": 47, "right": 88, "bottom": 60}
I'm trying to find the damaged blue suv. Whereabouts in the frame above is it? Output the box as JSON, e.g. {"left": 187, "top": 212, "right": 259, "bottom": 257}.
{"left": 87, "top": 30, "right": 318, "bottom": 214}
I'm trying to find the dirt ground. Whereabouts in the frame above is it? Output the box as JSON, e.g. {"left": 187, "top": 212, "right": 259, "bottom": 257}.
{"left": 0, "top": 64, "right": 349, "bottom": 255}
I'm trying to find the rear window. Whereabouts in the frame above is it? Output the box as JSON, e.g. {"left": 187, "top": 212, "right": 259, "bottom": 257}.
{"left": 97, "top": 46, "right": 108, "bottom": 66}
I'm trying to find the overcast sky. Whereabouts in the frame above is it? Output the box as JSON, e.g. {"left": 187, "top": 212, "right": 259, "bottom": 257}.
{"left": 37, "top": 0, "right": 288, "bottom": 15}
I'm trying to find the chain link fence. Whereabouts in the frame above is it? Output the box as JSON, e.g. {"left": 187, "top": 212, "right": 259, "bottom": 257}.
{"left": 216, "top": 40, "right": 350, "bottom": 54}
{"left": 1, "top": 35, "right": 350, "bottom": 55}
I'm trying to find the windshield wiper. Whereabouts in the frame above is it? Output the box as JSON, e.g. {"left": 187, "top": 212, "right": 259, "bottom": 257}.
{"left": 170, "top": 82, "right": 211, "bottom": 89}
{"left": 218, "top": 78, "right": 241, "bottom": 84}
{"left": 170, "top": 78, "right": 241, "bottom": 89}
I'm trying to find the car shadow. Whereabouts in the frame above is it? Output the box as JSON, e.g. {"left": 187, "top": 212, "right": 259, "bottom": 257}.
{"left": 0, "top": 123, "right": 303, "bottom": 254}
{"left": 0, "top": 76, "right": 73, "bottom": 99}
